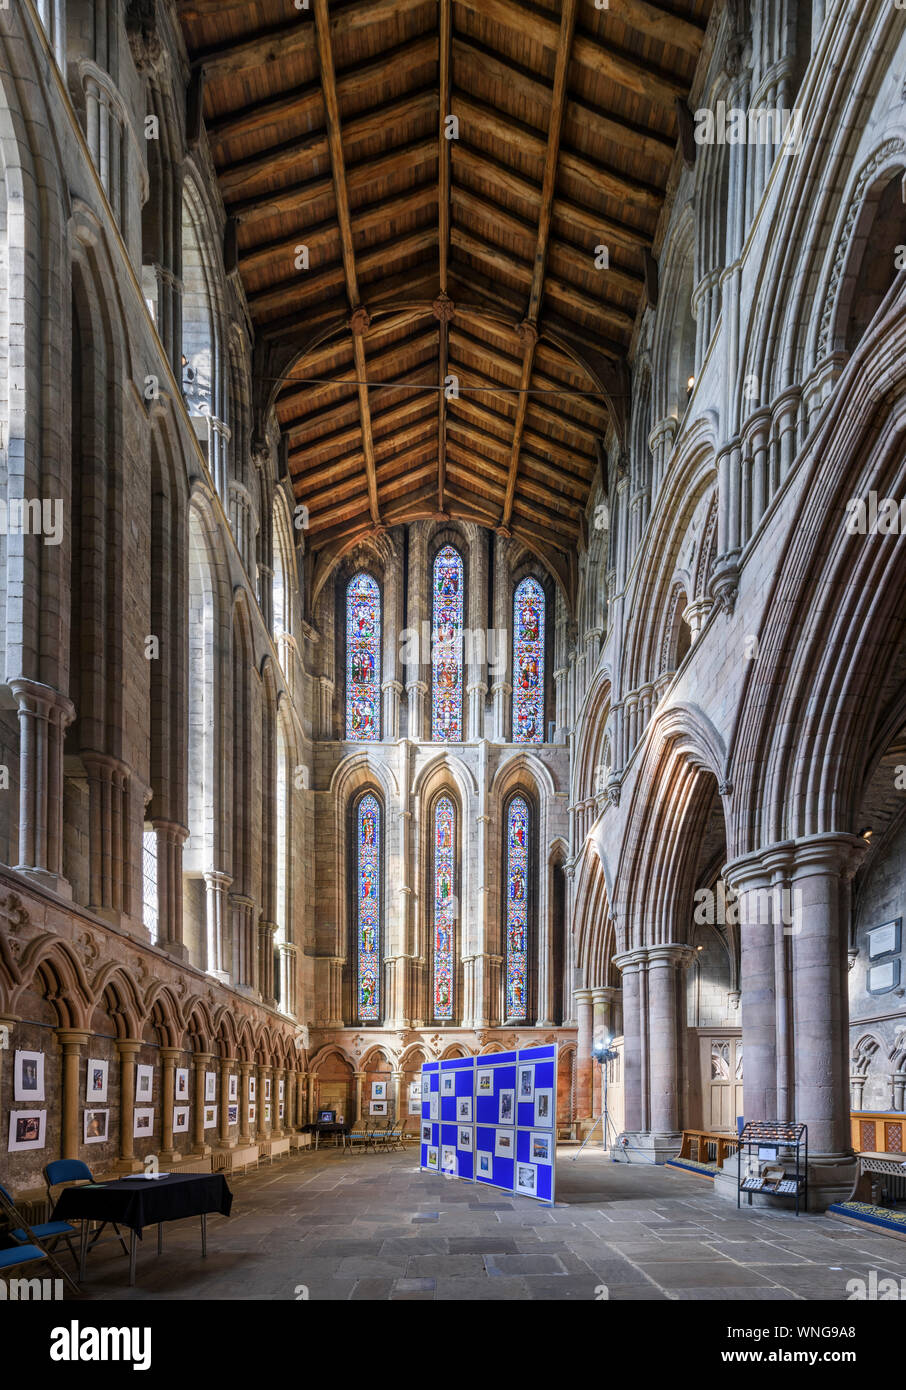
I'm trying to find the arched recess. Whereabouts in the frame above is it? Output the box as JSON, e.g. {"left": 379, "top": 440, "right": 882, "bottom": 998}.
{"left": 272, "top": 488, "right": 298, "bottom": 685}
{"left": 274, "top": 698, "right": 297, "bottom": 1017}
{"left": 181, "top": 174, "right": 227, "bottom": 495}
{"left": 230, "top": 594, "right": 258, "bottom": 993}
{"left": 310, "top": 1045, "right": 354, "bottom": 1123}
{"left": 412, "top": 752, "right": 476, "bottom": 1025}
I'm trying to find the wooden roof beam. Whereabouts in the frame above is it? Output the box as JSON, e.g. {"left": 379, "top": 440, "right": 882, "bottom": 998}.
{"left": 248, "top": 226, "right": 437, "bottom": 318}
{"left": 437, "top": 0, "right": 452, "bottom": 514}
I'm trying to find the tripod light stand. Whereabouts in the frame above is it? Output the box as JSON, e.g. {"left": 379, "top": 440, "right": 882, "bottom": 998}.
{"left": 572, "top": 1039, "right": 620, "bottom": 1162}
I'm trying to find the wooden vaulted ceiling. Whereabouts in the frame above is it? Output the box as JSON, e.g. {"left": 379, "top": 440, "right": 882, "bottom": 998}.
{"left": 178, "top": 0, "right": 711, "bottom": 598}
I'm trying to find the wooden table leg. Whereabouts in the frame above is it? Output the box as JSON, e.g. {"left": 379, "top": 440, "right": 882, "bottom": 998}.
{"left": 79, "top": 1219, "right": 89, "bottom": 1283}
{"left": 200, "top": 1212, "right": 207, "bottom": 1258}
{"left": 129, "top": 1228, "right": 137, "bottom": 1286}
{"left": 157, "top": 1223, "right": 163, "bottom": 1255}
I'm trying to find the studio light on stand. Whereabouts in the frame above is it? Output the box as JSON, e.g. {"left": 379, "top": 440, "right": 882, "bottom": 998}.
{"left": 572, "top": 1037, "right": 620, "bottom": 1162}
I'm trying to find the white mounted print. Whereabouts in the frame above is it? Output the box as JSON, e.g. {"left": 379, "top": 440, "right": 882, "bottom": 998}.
{"left": 175, "top": 1068, "right": 189, "bottom": 1101}
{"left": 14, "top": 1050, "right": 44, "bottom": 1103}
{"left": 84, "top": 1109, "right": 109, "bottom": 1144}
{"left": 86, "top": 1058, "right": 108, "bottom": 1104}
{"left": 203, "top": 1104, "right": 217, "bottom": 1130}
{"left": 135, "top": 1064, "right": 153, "bottom": 1102}
{"left": 204, "top": 1071, "right": 217, "bottom": 1103}
{"left": 8, "top": 1110, "right": 46, "bottom": 1151}
{"left": 173, "top": 1106, "right": 190, "bottom": 1133}
{"left": 133, "top": 1107, "right": 155, "bottom": 1138}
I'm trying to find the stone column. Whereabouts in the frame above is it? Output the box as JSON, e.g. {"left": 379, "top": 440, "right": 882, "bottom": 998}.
{"left": 391, "top": 1070, "right": 403, "bottom": 1122}
{"left": 154, "top": 822, "right": 189, "bottom": 959}
{"left": 56, "top": 1029, "right": 90, "bottom": 1161}
{"left": 273, "top": 1069, "right": 285, "bottom": 1136}
{"left": 574, "top": 989, "right": 594, "bottom": 1118}
{"left": 646, "top": 946, "right": 693, "bottom": 1135}
{"left": 258, "top": 920, "right": 278, "bottom": 1006}
{"left": 354, "top": 1070, "right": 365, "bottom": 1124}
{"left": 0, "top": 1016, "right": 17, "bottom": 1103}
{"left": 193, "top": 1052, "right": 214, "bottom": 1156}
{"left": 591, "top": 987, "right": 618, "bottom": 1116}
{"left": 256, "top": 1065, "right": 269, "bottom": 1139}
{"left": 297, "top": 1071, "right": 308, "bottom": 1127}
{"left": 238, "top": 1063, "right": 253, "bottom": 1145}
{"left": 10, "top": 678, "right": 75, "bottom": 894}
{"left": 114, "top": 1039, "right": 143, "bottom": 1173}
{"left": 218, "top": 1059, "right": 234, "bottom": 1147}
{"left": 613, "top": 952, "right": 645, "bottom": 1133}
{"left": 307, "top": 1072, "right": 316, "bottom": 1125}
{"left": 205, "top": 870, "right": 233, "bottom": 982}
{"left": 230, "top": 894, "right": 258, "bottom": 993}
{"left": 159, "top": 1046, "right": 180, "bottom": 1162}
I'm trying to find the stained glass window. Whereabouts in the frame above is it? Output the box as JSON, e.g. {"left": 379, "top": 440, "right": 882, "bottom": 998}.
{"left": 432, "top": 545, "right": 464, "bottom": 741}
{"left": 505, "top": 796, "right": 529, "bottom": 1020}
{"left": 346, "top": 573, "right": 381, "bottom": 740}
{"left": 433, "top": 795, "right": 456, "bottom": 1019}
{"left": 512, "top": 576, "right": 545, "bottom": 743}
{"left": 356, "top": 793, "right": 381, "bottom": 1022}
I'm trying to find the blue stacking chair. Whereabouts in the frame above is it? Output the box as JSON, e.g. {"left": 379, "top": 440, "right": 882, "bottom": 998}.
{"left": 0, "top": 1180, "right": 79, "bottom": 1269}
{"left": 0, "top": 1185, "right": 80, "bottom": 1294}
{"left": 44, "top": 1159, "right": 129, "bottom": 1260}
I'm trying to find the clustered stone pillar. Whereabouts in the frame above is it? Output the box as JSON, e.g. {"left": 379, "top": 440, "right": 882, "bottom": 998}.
{"left": 256, "top": 1064, "right": 269, "bottom": 1141}
{"left": 57, "top": 1029, "right": 90, "bottom": 1161}
{"left": 574, "top": 988, "right": 594, "bottom": 1119}
{"left": 218, "top": 1058, "right": 234, "bottom": 1148}
{"left": 159, "top": 1046, "right": 180, "bottom": 1162}
{"left": 193, "top": 1052, "right": 214, "bottom": 1156}
{"left": 354, "top": 1071, "right": 365, "bottom": 1125}
{"left": 11, "top": 678, "right": 75, "bottom": 893}
{"left": 155, "top": 822, "right": 189, "bottom": 959}
{"left": 613, "top": 947, "right": 691, "bottom": 1159}
{"left": 115, "top": 1039, "right": 142, "bottom": 1173}
{"left": 273, "top": 1068, "right": 285, "bottom": 1137}
{"left": 238, "top": 1062, "right": 253, "bottom": 1145}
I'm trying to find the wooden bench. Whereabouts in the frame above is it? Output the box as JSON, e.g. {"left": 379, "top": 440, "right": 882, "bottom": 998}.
{"left": 289, "top": 1131, "right": 313, "bottom": 1151}
{"left": 259, "top": 1137, "right": 291, "bottom": 1164}
{"left": 827, "top": 1155, "right": 906, "bottom": 1241}
{"left": 665, "top": 1129, "right": 739, "bottom": 1179}
{"left": 211, "top": 1145, "right": 259, "bottom": 1175}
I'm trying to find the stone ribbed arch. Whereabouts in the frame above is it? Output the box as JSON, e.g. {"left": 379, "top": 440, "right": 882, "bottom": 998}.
{"left": 11, "top": 937, "right": 93, "bottom": 1030}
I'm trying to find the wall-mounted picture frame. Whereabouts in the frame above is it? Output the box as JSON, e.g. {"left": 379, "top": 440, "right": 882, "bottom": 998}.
{"left": 517, "top": 1063, "right": 535, "bottom": 1100}
{"left": 83, "top": 1109, "right": 108, "bottom": 1144}
{"left": 173, "top": 1106, "right": 190, "bottom": 1133}
{"left": 498, "top": 1088, "right": 515, "bottom": 1125}
{"left": 175, "top": 1067, "right": 189, "bottom": 1101}
{"left": 13, "top": 1050, "right": 44, "bottom": 1103}
{"left": 476, "top": 1150, "right": 492, "bottom": 1178}
{"left": 249, "top": 1076, "right": 256, "bottom": 1101}
{"left": 264, "top": 1103, "right": 271, "bottom": 1122}
{"left": 371, "top": 1080, "right": 386, "bottom": 1099}
{"left": 409, "top": 1083, "right": 422, "bottom": 1114}
{"left": 530, "top": 1131, "right": 553, "bottom": 1164}
{"left": 515, "top": 1162, "right": 538, "bottom": 1197}
{"left": 457, "top": 1126, "right": 473, "bottom": 1151}
{"left": 86, "top": 1058, "right": 108, "bottom": 1104}
{"left": 476, "top": 1068, "right": 494, "bottom": 1095}
{"left": 228, "top": 1074, "right": 238, "bottom": 1102}
{"left": 265, "top": 1077, "right": 272, "bottom": 1100}
{"left": 457, "top": 1096, "right": 472, "bottom": 1122}
{"left": 203, "top": 1104, "right": 217, "bottom": 1129}
{"left": 370, "top": 1099, "right": 387, "bottom": 1115}
{"left": 533, "top": 1088, "right": 553, "bottom": 1128}
{"left": 248, "top": 1103, "right": 257, "bottom": 1124}
{"left": 227, "top": 1103, "right": 239, "bottom": 1125}
{"left": 8, "top": 1109, "right": 46, "bottom": 1151}
{"left": 279, "top": 1103, "right": 285, "bottom": 1120}
{"left": 133, "top": 1107, "right": 155, "bottom": 1138}
{"left": 494, "top": 1127, "right": 514, "bottom": 1157}
{"left": 135, "top": 1064, "right": 154, "bottom": 1102}
{"left": 204, "top": 1071, "right": 217, "bottom": 1103}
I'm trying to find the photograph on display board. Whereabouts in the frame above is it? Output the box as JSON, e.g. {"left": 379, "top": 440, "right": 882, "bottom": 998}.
{"left": 494, "top": 1127, "right": 514, "bottom": 1157}
{"left": 136, "top": 1064, "right": 153, "bottom": 1101}
{"left": 427, "top": 1147, "right": 439, "bottom": 1170}
{"left": 516, "top": 1163, "right": 538, "bottom": 1197}
{"left": 457, "top": 1096, "right": 472, "bottom": 1122}
{"left": 441, "top": 1072, "right": 455, "bottom": 1095}
{"left": 498, "top": 1088, "right": 515, "bottom": 1124}
{"left": 371, "top": 1081, "right": 386, "bottom": 1099}
{"left": 205, "top": 1071, "right": 217, "bottom": 1103}
{"left": 204, "top": 1105, "right": 218, "bottom": 1129}
{"left": 518, "top": 1064, "right": 535, "bottom": 1100}
{"left": 229, "top": 1074, "right": 239, "bottom": 1102}
{"left": 370, "top": 1100, "right": 387, "bottom": 1115}
{"left": 421, "top": 1122, "right": 432, "bottom": 1143}
{"left": 441, "top": 1144, "right": 456, "bottom": 1174}
{"left": 476, "top": 1069, "right": 493, "bottom": 1095}
{"left": 421, "top": 1075, "right": 431, "bottom": 1097}
{"left": 8, "top": 1110, "right": 46, "bottom": 1151}
{"left": 83, "top": 1109, "right": 108, "bottom": 1144}
{"left": 173, "top": 1106, "right": 190, "bottom": 1133}
{"left": 533, "top": 1088, "right": 553, "bottom": 1127}
{"left": 14, "top": 1050, "right": 45, "bottom": 1103}
{"left": 429, "top": 1094, "right": 438, "bottom": 1120}
{"left": 133, "top": 1107, "right": 154, "bottom": 1138}
{"left": 458, "top": 1126, "right": 473, "bottom": 1151}
{"left": 175, "top": 1068, "right": 189, "bottom": 1100}
{"left": 477, "top": 1151, "right": 493, "bottom": 1178}
{"left": 530, "top": 1131, "right": 553, "bottom": 1164}
{"left": 86, "top": 1058, "right": 108, "bottom": 1104}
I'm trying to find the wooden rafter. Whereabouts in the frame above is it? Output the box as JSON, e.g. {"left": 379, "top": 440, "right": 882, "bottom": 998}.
{"left": 437, "top": 0, "right": 452, "bottom": 514}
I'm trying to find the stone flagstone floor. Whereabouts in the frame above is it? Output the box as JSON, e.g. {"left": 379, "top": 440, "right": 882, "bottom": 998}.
{"left": 71, "top": 1146, "right": 906, "bottom": 1301}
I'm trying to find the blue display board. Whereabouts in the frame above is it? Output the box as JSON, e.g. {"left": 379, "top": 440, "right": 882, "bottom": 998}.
{"left": 419, "top": 1045, "right": 557, "bottom": 1203}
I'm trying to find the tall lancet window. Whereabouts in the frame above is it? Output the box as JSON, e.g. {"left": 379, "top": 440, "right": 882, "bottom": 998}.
{"left": 432, "top": 545, "right": 464, "bottom": 741}
{"left": 505, "top": 796, "right": 530, "bottom": 1020}
{"left": 432, "top": 796, "right": 456, "bottom": 1019}
{"left": 346, "top": 573, "right": 381, "bottom": 740}
{"left": 356, "top": 793, "right": 381, "bottom": 1022}
{"left": 512, "top": 576, "right": 545, "bottom": 743}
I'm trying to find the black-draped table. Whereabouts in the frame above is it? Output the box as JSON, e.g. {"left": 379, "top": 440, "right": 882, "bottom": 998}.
{"left": 52, "top": 1172, "right": 233, "bottom": 1285}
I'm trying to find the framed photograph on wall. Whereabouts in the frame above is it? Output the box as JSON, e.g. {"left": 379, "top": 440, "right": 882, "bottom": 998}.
{"left": 175, "top": 1067, "right": 189, "bottom": 1101}
{"left": 279, "top": 1103, "right": 285, "bottom": 1120}
{"left": 248, "top": 1103, "right": 256, "bottom": 1124}
{"left": 517, "top": 1064, "right": 535, "bottom": 1100}
{"left": 530, "top": 1131, "right": 553, "bottom": 1164}
{"left": 498, "top": 1089, "right": 515, "bottom": 1125}
{"left": 203, "top": 1104, "right": 217, "bottom": 1130}
{"left": 135, "top": 1064, "right": 153, "bottom": 1102}
{"left": 279, "top": 1079, "right": 285, "bottom": 1101}
{"left": 494, "top": 1127, "right": 514, "bottom": 1157}
{"left": 476, "top": 1150, "right": 492, "bottom": 1179}
{"left": 476, "top": 1068, "right": 493, "bottom": 1095}
{"left": 227, "top": 1104, "right": 239, "bottom": 1125}
{"left": 228, "top": 1074, "right": 238, "bottom": 1102}
{"left": 249, "top": 1076, "right": 256, "bottom": 1101}
{"left": 457, "top": 1096, "right": 472, "bottom": 1122}
{"left": 371, "top": 1080, "right": 386, "bottom": 1099}
{"left": 14, "top": 1050, "right": 45, "bottom": 1103}
{"left": 370, "top": 1100, "right": 387, "bottom": 1115}
{"left": 265, "top": 1077, "right": 272, "bottom": 1100}
{"left": 533, "top": 1088, "right": 553, "bottom": 1128}
{"left": 173, "top": 1106, "right": 190, "bottom": 1133}
{"left": 205, "top": 1071, "right": 217, "bottom": 1103}
{"left": 515, "top": 1162, "right": 538, "bottom": 1198}
{"left": 8, "top": 1110, "right": 46, "bottom": 1151}
{"left": 86, "top": 1058, "right": 108, "bottom": 1104}
{"left": 133, "top": 1107, "right": 155, "bottom": 1138}
{"left": 264, "top": 1104, "right": 271, "bottom": 1123}
{"left": 409, "top": 1083, "right": 421, "bottom": 1114}
{"left": 83, "top": 1109, "right": 108, "bottom": 1144}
